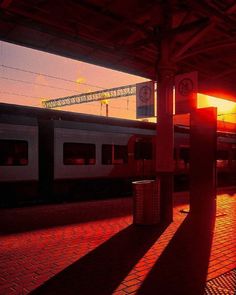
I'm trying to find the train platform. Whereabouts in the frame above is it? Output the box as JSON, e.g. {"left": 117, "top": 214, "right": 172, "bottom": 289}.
{"left": 0, "top": 189, "right": 235, "bottom": 295}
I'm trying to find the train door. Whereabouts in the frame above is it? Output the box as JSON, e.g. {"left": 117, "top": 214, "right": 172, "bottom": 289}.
{"left": 134, "top": 137, "right": 154, "bottom": 178}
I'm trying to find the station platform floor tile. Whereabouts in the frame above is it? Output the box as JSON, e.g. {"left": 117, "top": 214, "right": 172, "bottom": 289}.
{"left": 0, "top": 189, "right": 235, "bottom": 294}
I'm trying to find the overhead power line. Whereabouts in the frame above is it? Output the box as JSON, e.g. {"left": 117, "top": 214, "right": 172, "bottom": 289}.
{"left": 218, "top": 113, "right": 236, "bottom": 116}
{"left": 0, "top": 76, "right": 82, "bottom": 93}
{"left": 0, "top": 90, "right": 136, "bottom": 111}
{"left": 0, "top": 65, "right": 104, "bottom": 89}
{"left": 0, "top": 90, "right": 44, "bottom": 100}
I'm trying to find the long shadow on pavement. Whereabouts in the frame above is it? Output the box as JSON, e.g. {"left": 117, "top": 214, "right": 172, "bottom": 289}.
{"left": 0, "top": 198, "right": 132, "bottom": 234}
{"left": 137, "top": 213, "right": 215, "bottom": 295}
{"left": 30, "top": 223, "right": 168, "bottom": 295}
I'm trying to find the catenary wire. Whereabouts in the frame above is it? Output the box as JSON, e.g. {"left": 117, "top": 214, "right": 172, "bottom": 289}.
{"left": 0, "top": 65, "right": 105, "bottom": 89}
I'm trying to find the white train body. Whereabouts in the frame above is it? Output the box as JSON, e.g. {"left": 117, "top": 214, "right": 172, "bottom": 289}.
{"left": 53, "top": 120, "right": 155, "bottom": 180}
{"left": 0, "top": 123, "right": 38, "bottom": 181}
{"left": 0, "top": 103, "right": 235, "bottom": 206}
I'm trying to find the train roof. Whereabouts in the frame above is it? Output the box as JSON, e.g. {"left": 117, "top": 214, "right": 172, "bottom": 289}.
{"left": 0, "top": 103, "right": 235, "bottom": 139}
{"left": 0, "top": 102, "right": 156, "bottom": 130}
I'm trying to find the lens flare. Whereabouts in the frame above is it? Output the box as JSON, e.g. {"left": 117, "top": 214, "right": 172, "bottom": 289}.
{"left": 197, "top": 93, "right": 236, "bottom": 123}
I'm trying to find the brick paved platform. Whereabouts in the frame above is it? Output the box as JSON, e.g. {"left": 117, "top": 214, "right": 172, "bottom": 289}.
{"left": 0, "top": 189, "right": 235, "bottom": 295}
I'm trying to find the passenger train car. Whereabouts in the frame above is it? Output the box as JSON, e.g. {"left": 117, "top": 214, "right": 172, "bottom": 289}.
{"left": 0, "top": 103, "right": 235, "bottom": 207}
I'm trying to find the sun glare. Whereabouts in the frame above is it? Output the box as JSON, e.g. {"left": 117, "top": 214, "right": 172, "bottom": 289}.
{"left": 197, "top": 93, "right": 236, "bottom": 123}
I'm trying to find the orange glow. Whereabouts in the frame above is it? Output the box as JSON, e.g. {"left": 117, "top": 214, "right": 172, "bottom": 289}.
{"left": 201, "top": 90, "right": 236, "bottom": 102}
{"left": 197, "top": 93, "right": 236, "bottom": 123}
{"left": 113, "top": 220, "right": 186, "bottom": 294}
{"left": 101, "top": 99, "right": 109, "bottom": 105}
{"left": 76, "top": 77, "right": 85, "bottom": 84}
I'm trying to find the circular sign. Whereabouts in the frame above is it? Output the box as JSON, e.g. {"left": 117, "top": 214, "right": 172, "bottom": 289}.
{"left": 178, "top": 78, "right": 194, "bottom": 96}
{"left": 139, "top": 86, "right": 152, "bottom": 103}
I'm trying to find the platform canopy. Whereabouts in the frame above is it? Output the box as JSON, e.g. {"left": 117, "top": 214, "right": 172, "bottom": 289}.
{"left": 1, "top": 0, "right": 236, "bottom": 101}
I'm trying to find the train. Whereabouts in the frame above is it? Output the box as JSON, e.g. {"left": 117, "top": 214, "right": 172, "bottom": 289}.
{"left": 0, "top": 102, "right": 235, "bottom": 207}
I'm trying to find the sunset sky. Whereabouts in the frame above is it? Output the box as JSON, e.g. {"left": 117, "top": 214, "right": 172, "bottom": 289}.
{"left": 0, "top": 41, "right": 235, "bottom": 125}
{"left": 0, "top": 41, "right": 148, "bottom": 119}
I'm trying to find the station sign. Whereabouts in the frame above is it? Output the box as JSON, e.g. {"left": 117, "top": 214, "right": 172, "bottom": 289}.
{"left": 136, "top": 81, "right": 155, "bottom": 118}
{"left": 175, "top": 71, "right": 198, "bottom": 114}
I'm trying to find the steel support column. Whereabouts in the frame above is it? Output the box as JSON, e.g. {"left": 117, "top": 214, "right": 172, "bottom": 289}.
{"left": 190, "top": 107, "right": 217, "bottom": 221}
{"left": 155, "top": 0, "right": 175, "bottom": 224}
{"left": 156, "top": 65, "right": 175, "bottom": 224}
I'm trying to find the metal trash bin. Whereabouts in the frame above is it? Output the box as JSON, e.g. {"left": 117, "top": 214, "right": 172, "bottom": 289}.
{"left": 132, "top": 179, "right": 160, "bottom": 225}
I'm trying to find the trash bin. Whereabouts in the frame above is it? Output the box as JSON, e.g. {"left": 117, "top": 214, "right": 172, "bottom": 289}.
{"left": 132, "top": 179, "right": 160, "bottom": 225}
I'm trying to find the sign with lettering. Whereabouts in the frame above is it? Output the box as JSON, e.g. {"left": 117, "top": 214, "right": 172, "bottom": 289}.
{"left": 136, "top": 81, "right": 155, "bottom": 118}
{"left": 175, "top": 71, "right": 198, "bottom": 114}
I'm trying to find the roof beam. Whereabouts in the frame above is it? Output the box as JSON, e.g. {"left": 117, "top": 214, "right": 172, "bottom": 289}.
{"left": 173, "top": 19, "right": 213, "bottom": 60}
{"left": 66, "top": 0, "right": 155, "bottom": 41}
{"left": 227, "top": 3, "right": 236, "bottom": 14}
{"left": 175, "top": 40, "right": 236, "bottom": 62}
{"left": 168, "top": 17, "right": 209, "bottom": 36}
{"left": 210, "top": 67, "right": 236, "bottom": 80}
{"left": 191, "top": 0, "right": 236, "bottom": 28}
{"left": 0, "top": 0, "right": 13, "bottom": 9}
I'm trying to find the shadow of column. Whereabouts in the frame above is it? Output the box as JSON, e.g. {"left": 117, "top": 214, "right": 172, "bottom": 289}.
{"left": 30, "top": 223, "right": 169, "bottom": 295}
{"left": 0, "top": 199, "right": 132, "bottom": 234}
{"left": 137, "top": 213, "right": 215, "bottom": 295}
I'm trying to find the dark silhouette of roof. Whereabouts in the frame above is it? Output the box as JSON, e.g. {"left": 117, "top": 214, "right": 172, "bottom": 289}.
{"left": 0, "top": 1, "right": 236, "bottom": 101}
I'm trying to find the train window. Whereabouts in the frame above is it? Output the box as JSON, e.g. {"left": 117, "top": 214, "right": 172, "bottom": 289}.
{"left": 232, "top": 149, "right": 236, "bottom": 168}
{"left": 134, "top": 141, "right": 152, "bottom": 160}
{"left": 217, "top": 150, "right": 228, "bottom": 160}
{"left": 233, "top": 149, "right": 236, "bottom": 160}
{"left": 179, "top": 148, "right": 190, "bottom": 164}
{"left": 63, "top": 143, "right": 96, "bottom": 165}
{"left": 173, "top": 148, "right": 177, "bottom": 160}
{"left": 0, "top": 139, "right": 28, "bottom": 166}
{"left": 102, "top": 144, "right": 128, "bottom": 165}
{"left": 216, "top": 150, "right": 228, "bottom": 168}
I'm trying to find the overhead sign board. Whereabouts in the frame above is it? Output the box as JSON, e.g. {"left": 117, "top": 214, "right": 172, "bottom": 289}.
{"left": 136, "top": 81, "right": 155, "bottom": 118}
{"left": 43, "top": 84, "right": 136, "bottom": 108}
{"left": 175, "top": 71, "right": 198, "bottom": 114}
